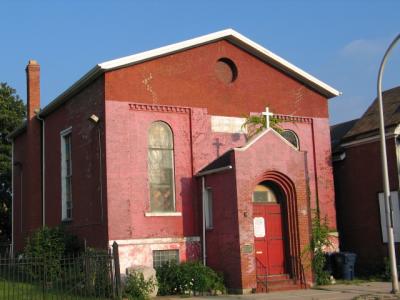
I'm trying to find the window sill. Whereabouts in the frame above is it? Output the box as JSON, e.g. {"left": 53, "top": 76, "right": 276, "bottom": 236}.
{"left": 61, "top": 219, "right": 73, "bottom": 224}
{"left": 144, "top": 212, "right": 182, "bottom": 217}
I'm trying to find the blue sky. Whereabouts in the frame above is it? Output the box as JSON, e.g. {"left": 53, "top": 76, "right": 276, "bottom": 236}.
{"left": 1, "top": 0, "right": 399, "bottom": 124}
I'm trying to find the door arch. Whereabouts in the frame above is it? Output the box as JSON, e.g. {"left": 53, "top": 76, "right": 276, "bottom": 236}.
{"left": 252, "top": 171, "right": 302, "bottom": 281}
{"left": 253, "top": 181, "right": 287, "bottom": 275}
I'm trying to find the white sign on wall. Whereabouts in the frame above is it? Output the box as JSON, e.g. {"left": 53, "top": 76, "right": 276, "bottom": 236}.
{"left": 254, "top": 217, "right": 266, "bottom": 238}
{"left": 378, "top": 191, "right": 400, "bottom": 243}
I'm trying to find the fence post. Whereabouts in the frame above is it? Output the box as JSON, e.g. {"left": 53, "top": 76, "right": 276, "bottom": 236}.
{"left": 112, "top": 242, "right": 121, "bottom": 299}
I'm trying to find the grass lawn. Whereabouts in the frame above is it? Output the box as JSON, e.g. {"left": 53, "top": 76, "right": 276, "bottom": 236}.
{"left": 0, "top": 280, "right": 110, "bottom": 299}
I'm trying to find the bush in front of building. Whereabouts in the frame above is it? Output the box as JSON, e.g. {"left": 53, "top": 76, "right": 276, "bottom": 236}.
{"left": 156, "top": 260, "right": 225, "bottom": 296}
{"left": 23, "top": 226, "right": 83, "bottom": 282}
{"left": 123, "top": 270, "right": 156, "bottom": 300}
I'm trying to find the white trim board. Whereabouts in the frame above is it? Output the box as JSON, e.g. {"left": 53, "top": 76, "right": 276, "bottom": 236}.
{"left": 109, "top": 236, "right": 201, "bottom": 246}
{"left": 235, "top": 128, "right": 299, "bottom": 152}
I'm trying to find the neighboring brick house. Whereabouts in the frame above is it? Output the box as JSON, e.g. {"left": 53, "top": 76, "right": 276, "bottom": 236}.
{"left": 8, "top": 29, "right": 339, "bottom": 293}
{"left": 331, "top": 86, "right": 400, "bottom": 274}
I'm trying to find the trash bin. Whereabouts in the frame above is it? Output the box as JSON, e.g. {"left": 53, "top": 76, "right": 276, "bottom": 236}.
{"left": 324, "top": 253, "right": 334, "bottom": 276}
{"left": 333, "top": 252, "right": 357, "bottom": 280}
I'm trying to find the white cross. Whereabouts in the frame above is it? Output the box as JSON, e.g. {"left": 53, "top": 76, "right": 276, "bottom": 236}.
{"left": 262, "top": 107, "right": 274, "bottom": 129}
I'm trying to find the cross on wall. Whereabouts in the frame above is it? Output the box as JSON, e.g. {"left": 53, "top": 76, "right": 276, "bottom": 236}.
{"left": 262, "top": 107, "right": 274, "bottom": 129}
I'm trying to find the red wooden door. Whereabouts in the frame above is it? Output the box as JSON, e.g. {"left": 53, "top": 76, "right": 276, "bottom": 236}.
{"left": 254, "top": 204, "right": 285, "bottom": 275}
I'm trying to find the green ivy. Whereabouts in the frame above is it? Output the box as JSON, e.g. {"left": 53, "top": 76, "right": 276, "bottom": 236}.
{"left": 309, "top": 212, "right": 332, "bottom": 285}
{"left": 241, "top": 114, "right": 283, "bottom": 138}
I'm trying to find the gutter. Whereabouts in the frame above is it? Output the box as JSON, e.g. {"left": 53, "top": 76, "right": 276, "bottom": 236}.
{"left": 39, "top": 65, "right": 103, "bottom": 117}
{"left": 195, "top": 165, "right": 233, "bottom": 177}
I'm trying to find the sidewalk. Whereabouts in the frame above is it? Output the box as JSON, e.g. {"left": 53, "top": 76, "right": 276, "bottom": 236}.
{"left": 155, "top": 282, "right": 400, "bottom": 300}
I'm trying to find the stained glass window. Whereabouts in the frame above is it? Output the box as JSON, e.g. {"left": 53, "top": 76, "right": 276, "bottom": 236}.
{"left": 148, "top": 122, "right": 175, "bottom": 212}
{"left": 281, "top": 130, "right": 299, "bottom": 149}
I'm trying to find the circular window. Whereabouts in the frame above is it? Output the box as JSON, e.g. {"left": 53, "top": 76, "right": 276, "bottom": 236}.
{"left": 281, "top": 130, "right": 300, "bottom": 149}
{"left": 215, "top": 58, "right": 238, "bottom": 84}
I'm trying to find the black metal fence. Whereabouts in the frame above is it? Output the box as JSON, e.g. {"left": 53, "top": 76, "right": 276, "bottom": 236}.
{"left": 0, "top": 243, "right": 121, "bottom": 299}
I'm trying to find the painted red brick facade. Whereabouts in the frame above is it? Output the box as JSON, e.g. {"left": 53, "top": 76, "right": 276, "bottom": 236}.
{"left": 11, "top": 32, "right": 338, "bottom": 293}
{"left": 334, "top": 138, "right": 400, "bottom": 273}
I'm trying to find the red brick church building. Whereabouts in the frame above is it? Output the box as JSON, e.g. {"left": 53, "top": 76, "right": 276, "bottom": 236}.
{"left": 9, "top": 29, "right": 339, "bottom": 292}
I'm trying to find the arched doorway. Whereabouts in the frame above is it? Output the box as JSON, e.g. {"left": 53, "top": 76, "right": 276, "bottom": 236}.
{"left": 253, "top": 181, "right": 287, "bottom": 276}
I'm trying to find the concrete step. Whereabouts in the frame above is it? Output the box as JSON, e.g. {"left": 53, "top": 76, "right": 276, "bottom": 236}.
{"left": 256, "top": 275, "right": 303, "bottom": 293}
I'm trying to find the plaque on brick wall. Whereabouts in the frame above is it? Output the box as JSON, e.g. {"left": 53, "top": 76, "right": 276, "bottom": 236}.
{"left": 242, "top": 244, "right": 253, "bottom": 254}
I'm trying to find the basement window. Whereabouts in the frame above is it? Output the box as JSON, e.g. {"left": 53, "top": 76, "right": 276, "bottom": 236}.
{"left": 153, "top": 250, "right": 179, "bottom": 268}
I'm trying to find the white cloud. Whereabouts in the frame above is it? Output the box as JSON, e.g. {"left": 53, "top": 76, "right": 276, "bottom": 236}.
{"left": 340, "top": 38, "right": 388, "bottom": 58}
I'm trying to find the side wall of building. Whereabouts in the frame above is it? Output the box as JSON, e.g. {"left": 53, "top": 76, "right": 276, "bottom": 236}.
{"left": 203, "top": 166, "right": 242, "bottom": 290}
{"left": 334, "top": 137, "right": 400, "bottom": 273}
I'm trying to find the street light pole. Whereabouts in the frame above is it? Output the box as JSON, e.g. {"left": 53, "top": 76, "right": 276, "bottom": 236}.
{"left": 377, "top": 33, "right": 400, "bottom": 294}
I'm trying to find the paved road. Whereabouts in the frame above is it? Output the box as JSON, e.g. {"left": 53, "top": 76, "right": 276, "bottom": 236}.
{"left": 155, "top": 282, "right": 400, "bottom": 300}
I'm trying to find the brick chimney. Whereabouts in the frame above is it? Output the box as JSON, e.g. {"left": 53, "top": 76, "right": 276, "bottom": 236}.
{"left": 26, "top": 60, "right": 40, "bottom": 120}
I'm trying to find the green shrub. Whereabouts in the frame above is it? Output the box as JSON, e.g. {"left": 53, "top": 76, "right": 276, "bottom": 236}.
{"left": 23, "top": 226, "right": 84, "bottom": 284}
{"left": 123, "top": 270, "right": 156, "bottom": 300}
{"left": 156, "top": 261, "right": 225, "bottom": 296}
{"left": 24, "top": 226, "right": 83, "bottom": 258}
{"left": 82, "top": 248, "right": 113, "bottom": 297}
{"left": 310, "top": 212, "right": 331, "bottom": 285}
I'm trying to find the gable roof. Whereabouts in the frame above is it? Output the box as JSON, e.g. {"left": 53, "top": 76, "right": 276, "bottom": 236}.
{"left": 330, "top": 119, "right": 359, "bottom": 153}
{"left": 343, "top": 86, "right": 400, "bottom": 141}
{"left": 40, "top": 29, "right": 340, "bottom": 117}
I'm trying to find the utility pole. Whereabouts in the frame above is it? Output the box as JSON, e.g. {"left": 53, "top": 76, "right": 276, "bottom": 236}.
{"left": 377, "top": 33, "right": 400, "bottom": 294}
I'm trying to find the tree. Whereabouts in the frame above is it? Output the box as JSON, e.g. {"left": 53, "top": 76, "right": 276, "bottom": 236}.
{"left": 0, "top": 82, "right": 25, "bottom": 245}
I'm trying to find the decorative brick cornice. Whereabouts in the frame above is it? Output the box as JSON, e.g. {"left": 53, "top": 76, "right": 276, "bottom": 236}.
{"left": 275, "top": 114, "right": 313, "bottom": 123}
{"left": 128, "top": 103, "right": 191, "bottom": 114}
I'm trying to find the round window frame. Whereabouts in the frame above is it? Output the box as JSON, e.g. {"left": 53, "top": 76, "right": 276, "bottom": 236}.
{"left": 214, "top": 57, "right": 238, "bottom": 84}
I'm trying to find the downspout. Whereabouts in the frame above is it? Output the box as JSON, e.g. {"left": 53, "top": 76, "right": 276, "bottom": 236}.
{"left": 310, "top": 119, "right": 320, "bottom": 214}
{"left": 98, "top": 125, "right": 104, "bottom": 223}
{"left": 36, "top": 113, "right": 45, "bottom": 227}
{"left": 11, "top": 142, "right": 14, "bottom": 257}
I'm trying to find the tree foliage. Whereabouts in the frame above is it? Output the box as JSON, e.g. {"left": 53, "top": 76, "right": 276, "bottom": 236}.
{"left": 0, "top": 82, "right": 25, "bottom": 244}
{"left": 241, "top": 114, "right": 282, "bottom": 138}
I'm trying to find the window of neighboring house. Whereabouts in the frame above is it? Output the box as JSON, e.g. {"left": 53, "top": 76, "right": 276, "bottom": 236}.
{"left": 205, "top": 188, "right": 213, "bottom": 229}
{"left": 148, "top": 121, "right": 175, "bottom": 212}
{"left": 61, "top": 128, "right": 72, "bottom": 221}
{"left": 281, "top": 130, "right": 300, "bottom": 150}
{"left": 396, "top": 137, "right": 400, "bottom": 186}
{"left": 378, "top": 191, "right": 400, "bottom": 243}
{"left": 153, "top": 250, "right": 179, "bottom": 268}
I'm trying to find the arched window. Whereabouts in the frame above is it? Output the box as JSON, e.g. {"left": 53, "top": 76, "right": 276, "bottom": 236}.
{"left": 252, "top": 184, "right": 278, "bottom": 203}
{"left": 281, "top": 130, "right": 300, "bottom": 149}
{"left": 148, "top": 121, "right": 175, "bottom": 212}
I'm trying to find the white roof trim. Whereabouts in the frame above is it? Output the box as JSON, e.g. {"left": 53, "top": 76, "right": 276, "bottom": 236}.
{"left": 98, "top": 29, "right": 339, "bottom": 97}
{"left": 235, "top": 128, "right": 299, "bottom": 152}
{"left": 40, "top": 28, "right": 340, "bottom": 117}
